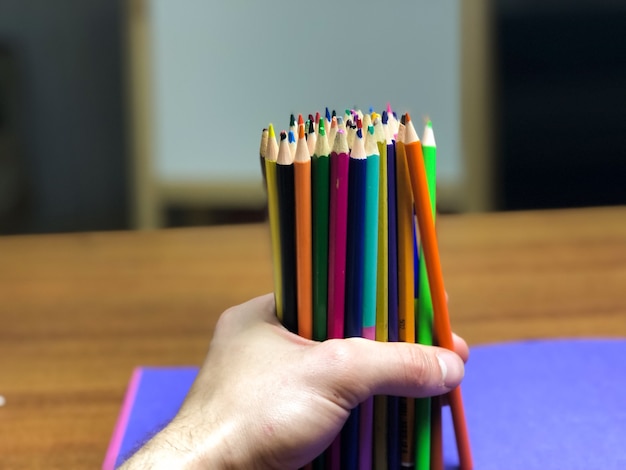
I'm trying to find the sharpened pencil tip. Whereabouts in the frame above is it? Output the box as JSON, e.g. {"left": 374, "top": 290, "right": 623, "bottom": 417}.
{"left": 268, "top": 124, "right": 275, "bottom": 138}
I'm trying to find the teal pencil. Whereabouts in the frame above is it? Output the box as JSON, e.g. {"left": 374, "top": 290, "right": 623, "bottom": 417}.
{"left": 372, "top": 114, "right": 389, "bottom": 470}
{"left": 359, "top": 124, "right": 380, "bottom": 470}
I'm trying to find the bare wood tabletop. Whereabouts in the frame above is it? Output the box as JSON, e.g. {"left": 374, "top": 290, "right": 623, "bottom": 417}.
{"left": 1, "top": 206, "right": 625, "bottom": 469}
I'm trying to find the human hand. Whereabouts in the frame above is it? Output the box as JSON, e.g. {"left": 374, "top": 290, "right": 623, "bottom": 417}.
{"left": 120, "top": 293, "right": 467, "bottom": 469}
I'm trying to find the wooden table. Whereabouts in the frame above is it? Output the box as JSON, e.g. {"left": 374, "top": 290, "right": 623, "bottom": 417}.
{"left": 1, "top": 206, "right": 625, "bottom": 468}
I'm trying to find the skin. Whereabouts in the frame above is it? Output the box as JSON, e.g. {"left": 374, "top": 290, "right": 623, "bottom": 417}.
{"left": 120, "top": 293, "right": 468, "bottom": 469}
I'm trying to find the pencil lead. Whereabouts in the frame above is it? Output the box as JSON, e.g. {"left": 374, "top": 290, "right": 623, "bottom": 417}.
{"left": 318, "top": 117, "right": 326, "bottom": 136}
{"left": 288, "top": 129, "right": 296, "bottom": 143}
{"left": 382, "top": 110, "right": 389, "bottom": 124}
{"left": 308, "top": 119, "right": 314, "bottom": 135}
{"left": 400, "top": 114, "right": 406, "bottom": 125}
{"left": 325, "top": 107, "right": 331, "bottom": 122}
{"left": 268, "top": 124, "right": 275, "bottom": 139}
{"left": 280, "top": 130, "right": 287, "bottom": 141}
{"left": 332, "top": 109, "right": 336, "bottom": 118}
{"left": 289, "top": 114, "right": 295, "bottom": 127}
{"left": 298, "top": 114, "right": 304, "bottom": 126}
{"left": 315, "top": 112, "right": 320, "bottom": 124}
{"left": 299, "top": 123, "right": 305, "bottom": 140}
{"left": 405, "top": 112, "right": 412, "bottom": 123}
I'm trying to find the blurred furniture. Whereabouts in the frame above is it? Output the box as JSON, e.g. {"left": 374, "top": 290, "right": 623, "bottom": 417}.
{"left": 1, "top": 206, "right": 625, "bottom": 467}
{"left": 493, "top": 2, "right": 626, "bottom": 210}
{"left": 125, "top": 0, "right": 473, "bottom": 229}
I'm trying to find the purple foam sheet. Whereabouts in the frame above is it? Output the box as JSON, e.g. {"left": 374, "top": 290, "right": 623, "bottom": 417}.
{"left": 443, "top": 339, "right": 626, "bottom": 469}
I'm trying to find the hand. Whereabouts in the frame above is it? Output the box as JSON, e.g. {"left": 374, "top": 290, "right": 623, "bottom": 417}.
{"left": 120, "top": 293, "right": 467, "bottom": 469}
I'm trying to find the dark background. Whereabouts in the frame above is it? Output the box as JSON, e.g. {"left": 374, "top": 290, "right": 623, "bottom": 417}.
{"left": 0, "top": 1, "right": 127, "bottom": 234}
{"left": 494, "top": 1, "right": 626, "bottom": 210}
{"left": 0, "top": 1, "right": 624, "bottom": 234}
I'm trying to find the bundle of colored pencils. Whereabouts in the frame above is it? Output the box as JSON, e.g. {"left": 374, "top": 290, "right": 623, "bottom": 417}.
{"left": 259, "top": 105, "right": 472, "bottom": 470}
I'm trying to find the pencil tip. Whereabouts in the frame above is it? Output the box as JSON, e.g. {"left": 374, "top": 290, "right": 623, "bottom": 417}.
{"left": 268, "top": 123, "right": 275, "bottom": 138}
{"left": 405, "top": 112, "right": 412, "bottom": 123}
{"left": 289, "top": 114, "right": 295, "bottom": 126}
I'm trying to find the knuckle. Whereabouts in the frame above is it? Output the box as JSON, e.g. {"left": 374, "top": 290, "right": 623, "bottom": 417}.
{"left": 400, "top": 346, "right": 438, "bottom": 387}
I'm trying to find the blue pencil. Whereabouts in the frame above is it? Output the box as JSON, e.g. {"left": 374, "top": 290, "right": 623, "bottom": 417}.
{"left": 342, "top": 127, "right": 367, "bottom": 469}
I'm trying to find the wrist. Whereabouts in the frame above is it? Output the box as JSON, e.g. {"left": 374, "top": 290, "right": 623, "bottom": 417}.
{"left": 118, "top": 417, "right": 232, "bottom": 469}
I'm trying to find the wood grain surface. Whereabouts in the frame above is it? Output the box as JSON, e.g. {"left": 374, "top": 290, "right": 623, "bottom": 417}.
{"left": 1, "top": 206, "right": 624, "bottom": 468}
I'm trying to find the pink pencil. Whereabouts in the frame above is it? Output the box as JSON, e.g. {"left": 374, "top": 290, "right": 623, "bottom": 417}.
{"left": 327, "top": 129, "right": 350, "bottom": 341}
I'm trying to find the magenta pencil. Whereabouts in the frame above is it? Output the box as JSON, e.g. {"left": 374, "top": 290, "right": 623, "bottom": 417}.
{"left": 327, "top": 129, "right": 350, "bottom": 341}
{"left": 327, "top": 129, "right": 350, "bottom": 470}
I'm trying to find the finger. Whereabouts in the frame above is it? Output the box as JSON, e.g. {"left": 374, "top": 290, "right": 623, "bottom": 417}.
{"left": 452, "top": 333, "right": 469, "bottom": 363}
{"left": 214, "top": 293, "right": 279, "bottom": 337}
{"left": 314, "top": 338, "right": 465, "bottom": 407}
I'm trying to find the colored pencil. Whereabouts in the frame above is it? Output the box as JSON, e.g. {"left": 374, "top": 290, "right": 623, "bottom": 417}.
{"left": 396, "top": 118, "right": 416, "bottom": 468}
{"left": 288, "top": 129, "right": 297, "bottom": 159}
{"left": 295, "top": 123, "right": 313, "bottom": 340}
{"left": 328, "top": 116, "right": 338, "bottom": 153}
{"left": 327, "top": 128, "right": 350, "bottom": 341}
{"left": 307, "top": 119, "right": 317, "bottom": 157}
{"left": 362, "top": 124, "right": 380, "bottom": 341}
{"left": 383, "top": 110, "right": 401, "bottom": 470}
{"left": 343, "top": 126, "right": 367, "bottom": 469}
{"left": 259, "top": 127, "right": 268, "bottom": 187}
{"left": 276, "top": 131, "right": 298, "bottom": 333}
{"left": 264, "top": 125, "right": 283, "bottom": 321}
{"left": 373, "top": 115, "right": 389, "bottom": 343}
{"left": 312, "top": 119, "right": 330, "bottom": 342}
{"left": 415, "top": 120, "right": 436, "bottom": 470}
{"left": 372, "top": 115, "right": 389, "bottom": 470}
{"left": 356, "top": 124, "right": 380, "bottom": 470}
{"left": 327, "top": 128, "right": 350, "bottom": 470}
{"left": 404, "top": 114, "right": 473, "bottom": 470}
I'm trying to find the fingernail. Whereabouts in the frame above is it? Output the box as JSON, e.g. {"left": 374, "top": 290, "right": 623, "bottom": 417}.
{"left": 437, "top": 350, "right": 464, "bottom": 388}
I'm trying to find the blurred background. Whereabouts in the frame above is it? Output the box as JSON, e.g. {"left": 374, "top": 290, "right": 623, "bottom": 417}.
{"left": 0, "top": 0, "right": 624, "bottom": 235}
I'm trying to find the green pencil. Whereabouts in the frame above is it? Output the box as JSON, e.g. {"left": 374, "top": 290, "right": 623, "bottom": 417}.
{"left": 311, "top": 119, "right": 330, "bottom": 341}
{"left": 415, "top": 120, "right": 437, "bottom": 470}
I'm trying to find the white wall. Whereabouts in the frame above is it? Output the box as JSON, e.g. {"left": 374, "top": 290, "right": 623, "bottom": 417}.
{"left": 149, "top": 0, "right": 462, "bottom": 188}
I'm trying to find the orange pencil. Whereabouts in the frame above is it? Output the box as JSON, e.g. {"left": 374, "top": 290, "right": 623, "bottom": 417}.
{"left": 294, "top": 123, "right": 313, "bottom": 340}
{"left": 403, "top": 113, "right": 473, "bottom": 470}
{"left": 395, "top": 119, "right": 416, "bottom": 468}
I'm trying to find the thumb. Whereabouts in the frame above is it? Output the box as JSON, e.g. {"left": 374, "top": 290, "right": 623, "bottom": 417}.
{"left": 314, "top": 338, "right": 465, "bottom": 408}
